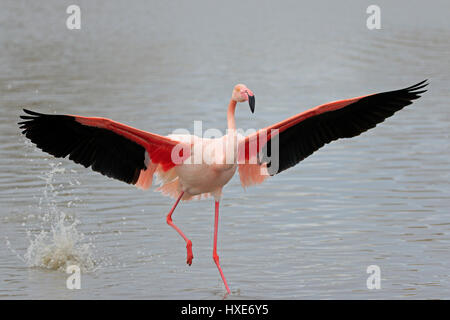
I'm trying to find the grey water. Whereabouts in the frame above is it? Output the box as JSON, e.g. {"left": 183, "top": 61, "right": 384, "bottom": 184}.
{"left": 0, "top": 0, "right": 449, "bottom": 299}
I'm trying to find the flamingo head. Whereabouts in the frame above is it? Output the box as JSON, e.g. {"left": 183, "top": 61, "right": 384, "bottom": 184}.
{"left": 232, "top": 84, "right": 255, "bottom": 113}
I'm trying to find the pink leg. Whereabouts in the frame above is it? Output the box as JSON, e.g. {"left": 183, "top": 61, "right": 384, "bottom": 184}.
{"left": 213, "top": 201, "right": 231, "bottom": 294}
{"left": 166, "top": 192, "right": 193, "bottom": 266}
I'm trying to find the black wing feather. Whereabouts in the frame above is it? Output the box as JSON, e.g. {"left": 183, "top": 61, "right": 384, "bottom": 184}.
{"left": 262, "top": 80, "right": 428, "bottom": 175}
{"left": 19, "top": 110, "right": 147, "bottom": 185}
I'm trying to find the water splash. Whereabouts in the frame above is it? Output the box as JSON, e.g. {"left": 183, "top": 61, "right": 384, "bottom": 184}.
{"left": 24, "top": 212, "right": 96, "bottom": 272}
{"left": 23, "top": 162, "right": 96, "bottom": 272}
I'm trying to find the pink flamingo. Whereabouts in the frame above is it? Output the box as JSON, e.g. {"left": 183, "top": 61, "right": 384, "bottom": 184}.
{"left": 19, "top": 80, "right": 427, "bottom": 293}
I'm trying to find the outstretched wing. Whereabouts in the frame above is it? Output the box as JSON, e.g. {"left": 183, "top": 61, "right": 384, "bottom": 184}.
{"left": 238, "top": 80, "right": 428, "bottom": 187}
{"left": 19, "top": 110, "right": 190, "bottom": 189}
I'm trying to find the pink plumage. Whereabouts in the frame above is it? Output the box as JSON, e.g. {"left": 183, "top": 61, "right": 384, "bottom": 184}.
{"left": 18, "top": 80, "right": 428, "bottom": 294}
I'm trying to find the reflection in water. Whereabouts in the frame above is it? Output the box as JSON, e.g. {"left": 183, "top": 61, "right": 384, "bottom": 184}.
{"left": 0, "top": 0, "right": 449, "bottom": 299}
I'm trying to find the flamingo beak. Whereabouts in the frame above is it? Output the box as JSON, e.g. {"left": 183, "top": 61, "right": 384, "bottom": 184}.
{"left": 248, "top": 94, "right": 255, "bottom": 113}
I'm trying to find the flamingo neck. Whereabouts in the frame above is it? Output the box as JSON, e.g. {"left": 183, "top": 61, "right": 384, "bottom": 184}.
{"left": 227, "top": 99, "right": 237, "bottom": 131}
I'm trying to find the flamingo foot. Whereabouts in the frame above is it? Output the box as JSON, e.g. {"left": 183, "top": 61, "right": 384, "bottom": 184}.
{"left": 186, "top": 240, "right": 193, "bottom": 266}
{"left": 213, "top": 254, "right": 231, "bottom": 294}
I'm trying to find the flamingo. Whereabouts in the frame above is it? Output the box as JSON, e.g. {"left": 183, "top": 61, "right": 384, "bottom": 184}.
{"left": 18, "top": 80, "right": 428, "bottom": 294}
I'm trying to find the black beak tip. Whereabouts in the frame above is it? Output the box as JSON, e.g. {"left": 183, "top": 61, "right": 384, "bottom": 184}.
{"left": 249, "top": 95, "right": 255, "bottom": 113}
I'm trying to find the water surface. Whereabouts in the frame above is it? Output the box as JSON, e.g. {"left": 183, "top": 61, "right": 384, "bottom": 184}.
{"left": 0, "top": 0, "right": 449, "bottom": 299}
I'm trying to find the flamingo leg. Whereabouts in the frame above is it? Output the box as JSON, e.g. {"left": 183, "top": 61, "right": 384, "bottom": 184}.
{"left": 213, "top": 200, "right": 231, "bottom": 294}
{"left": 166, "top": 191, "right": 193, "bottom": 266}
